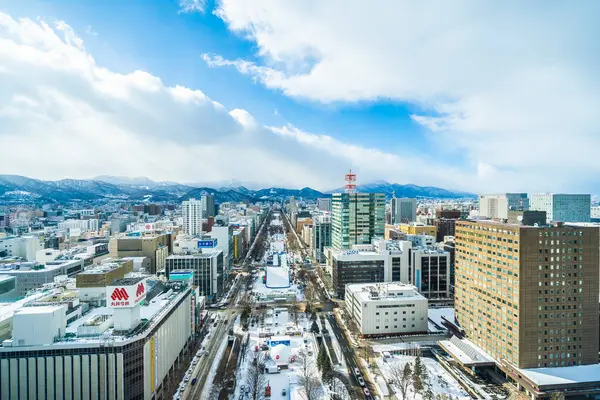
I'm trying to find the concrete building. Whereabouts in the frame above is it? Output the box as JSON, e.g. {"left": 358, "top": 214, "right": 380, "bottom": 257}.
{"left": 58, "top": 219, "right": 99, "bottom": 233}
{"left": 201, "top": 194, "right": 215, "bottom": 218}
{"left": 111, "top": 233, "right": 171, "bottom": 274}
{"left": 391, "top": 197, "right": 417, "bottom": 224}
{"left": 182, "top": 198, "right": 204, "bottom": 235}
{"left": 0, "top": 275, "right": 17, "bottom": 300}
{"left": 0, "top": 281, "right": 194, "bottom": 400}
{"left": 479, "top": 193, "right": 529, "bottom": 220}
{"left": 311, "top": 215, "right": 332, "bottom": 264}
{"left": 0, "top": 236, "right": 41, "bottom": 261}
{"left": 331, "top": 192, "right": 385, "bottom": 250}
{"left": 409, "top": 246, "right": 450, "bottom": 299}
{"left": 317, "top": 198, "right": 332, "bottom": 212}
{"left": 345, "top": 282, "right": 428, "bottom": 337}
{"left": 454, "top": 220, "right": 599, "bottom": 370}
{"left": 530, "top": 193, "right": 591, "bottom": 223}
{"left": 75, "top": 260, "right": 134, "bottom": 305}
{"left": 211, "top": 224, "right": 234, "bottom": 270}
{"left": 0, "top": 259, "right": 84, "bottom": 297}
{"left": 398, "top": 222, "right": 437, "bottom": 238}
{"left": 432, "top": 218, "right": 456, "bottom": 242}
{"left": 330, "top": 239, "right": 449, "bottom": 299}
{"left": 165, "top": 250, "right": 224, "bottom": 300}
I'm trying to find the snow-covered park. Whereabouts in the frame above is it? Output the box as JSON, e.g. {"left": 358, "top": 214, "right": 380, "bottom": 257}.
{"left": 377, "top": 354, "right": 471, "bottom": 400}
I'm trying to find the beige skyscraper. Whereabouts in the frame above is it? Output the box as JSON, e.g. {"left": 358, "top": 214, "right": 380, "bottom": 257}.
{"left": 455, "top": 220, "right": 599, "bottom": 370}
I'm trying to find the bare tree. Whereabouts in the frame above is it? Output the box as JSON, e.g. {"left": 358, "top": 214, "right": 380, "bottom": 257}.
{"left": 290, "top": 299, "right": 300, "bottom": 327}
{"left": 387, "top": 360, "right": 412, "bottom": 400}
{"left": 246, "top": 351, "right": 268, "bottom": 400}
{"left": 208, "top": 380, "right": 224, "bottom": 400}
{"left": 297, "top": 350, "right": 323, "bottom": 400}
{"left": 550, "top": 392, "right": 565, "bottom": 400}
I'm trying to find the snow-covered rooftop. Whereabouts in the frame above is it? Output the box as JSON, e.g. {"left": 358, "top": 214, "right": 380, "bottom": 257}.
{"left": 517, "top": 364, "right": 600, "bottom": 386}
{"left": 439, "top": 336, "right": 495, "bottom": 367}
{"left": 265, "top": 266, "right": 290, "bottom": 288}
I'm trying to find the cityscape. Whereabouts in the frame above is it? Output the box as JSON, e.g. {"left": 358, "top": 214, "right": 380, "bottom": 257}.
{"left": 1, "top": 2, "right": 600, "bottom": 400}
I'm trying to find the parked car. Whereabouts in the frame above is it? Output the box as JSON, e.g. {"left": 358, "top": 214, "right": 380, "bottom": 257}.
{"left": 363, "top": 388, "right": 370, "bottom": 396}
{"left": 192, "top": 359, "right": 198, "bottom": 365}
{"left": 282, "top": 388, "right": 287, "bottom": 396}
{"left": 357, "top": 376, "right": 365, "bottom": 387}
{"left": 353, "top": 367, "right": 361, "bottom": 376}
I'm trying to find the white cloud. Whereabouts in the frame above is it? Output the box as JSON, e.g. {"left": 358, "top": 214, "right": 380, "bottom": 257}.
{"left": 208, "top": 0, "right": 600, "bottom": 193}
{"left": 178, "top": 0, "right": 207, "bottom": 14}
{"left": 1, "top": 12, "right": 485, "bottom": 192}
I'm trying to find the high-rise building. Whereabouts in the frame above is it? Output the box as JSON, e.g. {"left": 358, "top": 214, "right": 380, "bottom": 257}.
{"left": 165, "top": 250, "right": 224, "bottom": 299}
{"left": 311, "top": 215, "right": 332, "bottom": 263}
{"left": 391, "top": 197, "right": 417, "bottom": 224}
{"left": 479, "top": 193, "right": 529, "bottom": 219}
{"left": 201, "top": 194, "right": 215, "bottom": 218}
{"left": 182, "top": 198, "right": 203, "bottom": 235}
{"left": 454, "top": 220, "right": 599, "bottom": 370}
{"left": 529, "top": 193, "right": 591, "bottom": 223}
{"left": 317, "top": 198, "right": 332, "bottom": 212}
{"left": 331, "top": 193, "right": 385, "bottom": 249}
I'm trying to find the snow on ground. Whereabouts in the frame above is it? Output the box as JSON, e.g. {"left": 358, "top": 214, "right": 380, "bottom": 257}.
{"left": 428, "top": 307, "right": 455, "bottom": 326}
{"left": 252, "top": 269, "right": 299, "bottom": 302}
{"left": 265, "top": 266, "right": 291, "bottom": 288}
{"left": 201, "top": 334, "right": 230, "bottom": 399}
{"left": 377, "top": 355, "right": 471, "bottom": 400}
{"left": 233, "top": 308, "right": 324, "bottom": 400}
{"left": 322, "top": 316, "right": 346, "bottom": 371}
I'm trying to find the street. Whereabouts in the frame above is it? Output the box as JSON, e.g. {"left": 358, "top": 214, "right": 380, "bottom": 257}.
{"left": 327, "top": 313, "right": 377, "bottom": 400}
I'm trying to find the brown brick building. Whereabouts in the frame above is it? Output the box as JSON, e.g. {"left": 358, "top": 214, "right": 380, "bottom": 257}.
{"left": 455, "top": 220, "right": 599, "bottom": 369}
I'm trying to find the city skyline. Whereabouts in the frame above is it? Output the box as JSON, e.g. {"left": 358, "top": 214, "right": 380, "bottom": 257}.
{"left": 2, "top": 2, "right": 600, "bottom": 193}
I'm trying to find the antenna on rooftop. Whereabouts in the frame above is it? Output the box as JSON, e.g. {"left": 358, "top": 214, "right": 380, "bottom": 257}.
{"left": 345, "top": 169, "right": 357, "bottom": 194}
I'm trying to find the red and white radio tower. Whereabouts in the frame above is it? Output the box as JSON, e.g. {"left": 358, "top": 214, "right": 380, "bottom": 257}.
{"left": 345, "top": 169, "right": 357, "bottom": 194}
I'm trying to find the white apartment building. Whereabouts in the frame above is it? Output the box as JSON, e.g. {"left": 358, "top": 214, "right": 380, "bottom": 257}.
{"left": 182, "top": 198, "right": 204, "bottom": 235}
{"left": 57, "top": 219, "right": 99, "bottom": 233}
{"left": 478, "top": 193, "right": 529, "bottom": 219}
{"left": 529, "top": 193, "right": 591, "bottom": 223}
{"left": 591, "top": 206, "right": 600, "bottom": 220}
{"left": 345, "top": 282, "right": 428, "bottom": 336}
{"left": 0, "top": 236, "right": 41, "bottom": 261}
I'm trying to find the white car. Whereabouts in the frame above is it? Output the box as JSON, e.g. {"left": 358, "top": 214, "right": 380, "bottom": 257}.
{"left": 357, "top": 376, "right": 365, "bottom": 387}
{"left": 192, "top": 359, "right": 198, "bottom": 365}
{"left": 353, "top": 367, "right": 361, "bottom": 376}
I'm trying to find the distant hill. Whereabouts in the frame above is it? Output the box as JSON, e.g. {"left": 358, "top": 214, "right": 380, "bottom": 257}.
{"left": 328, "top": 180, "right": 475, "bottom": 199}
{"left": 0, "top": 175, "right": 473, "bottom": 204}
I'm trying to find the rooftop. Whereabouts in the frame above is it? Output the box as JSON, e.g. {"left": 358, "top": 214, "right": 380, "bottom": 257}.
{"left": 2, "top": 285, "right": 189, "bottom": 349}
{"left": 111, "top": 277, "right": 145, "bottom": 286}
{"left": 15, "top": 304, "right": 64, "bottom": 315}
{"left": 517, "top": 364, "right": 600, "bottom": 387}
{"left": 346, "top": 282, "right": 424, "bottom": 301}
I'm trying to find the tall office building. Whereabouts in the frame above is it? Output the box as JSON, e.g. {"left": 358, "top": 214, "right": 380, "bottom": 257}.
{"left": 311, "top": 215, "right": 332, "bottom": 263}
{"left": 454, "top": 220, "right": 599, "bottom": 370}
{"left": 317, "top": 198, "right": 332, "bottom": 212}
{"left": 182, "top": 198, "right": 203, "bottom": 235}
{"left": 529, "top": 193, "right": 591, "bottom": 223}
{"left": 479, "top": 193, "right": 529, "bottom": 219}
{"left": 331, "top": 193, "right": 385, "bottom": 249}
{"left": 391, "top": 197, "right": 417, "bottom": 224}
{"left": 201, "top": 194, "right": 215, "bottom": 218}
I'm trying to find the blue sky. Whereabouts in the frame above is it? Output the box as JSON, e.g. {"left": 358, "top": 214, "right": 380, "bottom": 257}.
{"left": 1, "top": 1, "right": 599, "bottom": 192}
